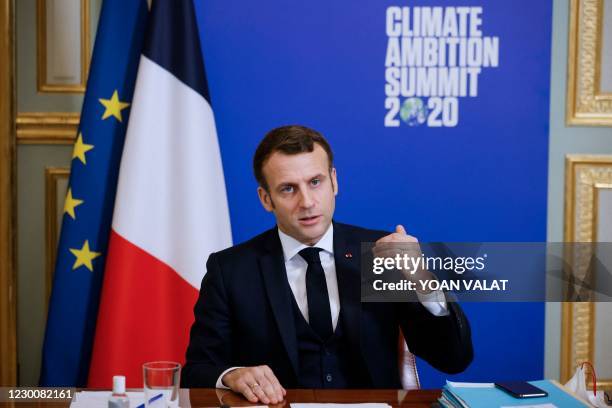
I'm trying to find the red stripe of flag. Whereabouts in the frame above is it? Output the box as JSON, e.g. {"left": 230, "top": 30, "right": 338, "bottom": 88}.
{"left": 87, "top": 230, "right": 198, "bottom": 388}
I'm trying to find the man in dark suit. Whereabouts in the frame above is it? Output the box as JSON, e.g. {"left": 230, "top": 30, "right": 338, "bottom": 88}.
{"left": 182, "top": 125, "right": 472, "bottom": 403}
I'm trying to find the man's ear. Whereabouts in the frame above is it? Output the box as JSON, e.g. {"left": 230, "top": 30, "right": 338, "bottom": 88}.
{"left": 257, "top": 186, "right": 274, "bottom": 212}
{"left": 331, "top": 167, "right": 338, "bottom": 196}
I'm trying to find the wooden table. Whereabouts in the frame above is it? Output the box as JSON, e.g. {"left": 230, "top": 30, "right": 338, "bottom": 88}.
{"left": 0, "top": 388, "right": 441, "bottom": 407}
{"left": 190, "top": 388, "right": 441, "bottom": 407}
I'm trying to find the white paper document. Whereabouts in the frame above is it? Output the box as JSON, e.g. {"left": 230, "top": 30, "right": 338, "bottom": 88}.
{"left": 501, "top": 404, "right": 558, "bottom": 408}
{"left": 291, "top": 404, "right": 391, "bottom": 408}
{"left": 70, "top": 391, "right": 145, "bottom": 407}
{"left": 446, "top": 381, "right": 495, "bottom": 388}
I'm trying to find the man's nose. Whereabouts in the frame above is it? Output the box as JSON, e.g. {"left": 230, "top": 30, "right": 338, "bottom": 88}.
{"left": 299, "top": 189, "right": 315, "bottom": 208}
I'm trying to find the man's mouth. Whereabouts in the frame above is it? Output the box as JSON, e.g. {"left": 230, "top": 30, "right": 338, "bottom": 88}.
{"left": 298, "top": 215, "right": 321, "bottom": 226}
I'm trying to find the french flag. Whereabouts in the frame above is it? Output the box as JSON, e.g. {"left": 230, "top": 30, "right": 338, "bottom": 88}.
{"left": 88, "top": 0, "right": 232, "bottom": 388}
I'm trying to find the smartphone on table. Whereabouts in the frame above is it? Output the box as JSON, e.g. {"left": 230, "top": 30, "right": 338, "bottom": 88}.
{"left": 495, "top": 381, "right": 549, "bottom": 398}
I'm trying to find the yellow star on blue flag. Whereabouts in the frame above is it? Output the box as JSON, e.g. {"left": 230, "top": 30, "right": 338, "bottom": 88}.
{"left": 99, "top": 90, "right": 130, "bottom": 122}
{"left": 73, "top": 133, "right": 94, "bottom": 165}
{"left": 69, "top": 240, "right": 102, "bottom": 272}
{"left": 64, "top": 188, "right": 84, "bottom": 220}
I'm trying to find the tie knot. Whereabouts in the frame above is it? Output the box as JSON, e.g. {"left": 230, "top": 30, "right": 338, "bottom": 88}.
{"left": 299, "top": 247, "right": 323, "bottom": 264}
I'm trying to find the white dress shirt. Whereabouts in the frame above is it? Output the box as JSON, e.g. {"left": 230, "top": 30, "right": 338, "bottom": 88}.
{"left": 215, "top": 223, "right": 448, "bottom": 388}
{"left": 279, "top": 224, "right": 340, "bottom": 329}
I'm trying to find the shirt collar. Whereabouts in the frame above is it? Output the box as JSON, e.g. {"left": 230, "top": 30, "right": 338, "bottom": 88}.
{"left": 277, "top": 223, "right": 334, "bottom": 262}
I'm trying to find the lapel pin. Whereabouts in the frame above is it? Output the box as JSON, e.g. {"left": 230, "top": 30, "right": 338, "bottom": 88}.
{"left": 345, "top": 252, "right": 353, "bottom": 259}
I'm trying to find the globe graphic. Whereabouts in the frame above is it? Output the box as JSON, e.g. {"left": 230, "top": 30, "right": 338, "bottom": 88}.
{"left": 399, "top": 98, "right": 428, "bottom": 126}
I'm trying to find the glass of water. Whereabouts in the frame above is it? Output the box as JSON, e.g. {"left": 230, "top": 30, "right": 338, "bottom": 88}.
{"left": 143, "top": 361, "right": 181, "bottom": 407}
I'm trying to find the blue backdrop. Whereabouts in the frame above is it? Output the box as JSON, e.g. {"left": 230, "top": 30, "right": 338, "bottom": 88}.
{"left": 193, "top": 0, "right": 552, "bottom": 387}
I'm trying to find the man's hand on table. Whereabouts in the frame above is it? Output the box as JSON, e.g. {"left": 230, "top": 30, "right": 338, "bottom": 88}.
{"left": 221, "top": 365, "right": 286, "bottom": 404}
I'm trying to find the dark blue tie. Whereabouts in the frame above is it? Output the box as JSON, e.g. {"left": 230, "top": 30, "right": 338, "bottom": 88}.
{"left": 299, "top": 247, "right": 333, "bottom": 340}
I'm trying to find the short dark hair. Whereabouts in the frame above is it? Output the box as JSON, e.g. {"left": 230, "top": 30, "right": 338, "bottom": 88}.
{"left": 253, "top": 125, "right": 334, "bottom": 190}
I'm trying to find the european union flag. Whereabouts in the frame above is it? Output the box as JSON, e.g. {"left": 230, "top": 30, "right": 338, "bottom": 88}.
{"left": 40, "top": 0, "right": 148, "bottom": 386}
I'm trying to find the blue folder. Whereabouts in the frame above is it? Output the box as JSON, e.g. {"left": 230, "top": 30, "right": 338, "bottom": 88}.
{"left": 440, "top": 380, "right": 588, "bottom": 408}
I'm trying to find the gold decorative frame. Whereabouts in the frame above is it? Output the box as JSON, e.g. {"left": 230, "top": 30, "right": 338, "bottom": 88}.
{"left": 16, "top": 112, "right": 79, "bottom": 144}
{"left": 593, "top": 182, "right": 612, "bottom": 241}
{"left": 566, "top": 0, "right": 612, "bottom": 125}
{"left": 44, "top": 167, "right": 69, "bottom": 312}
{"left": 561, "top": 155, "right": 612, "bottom": 388}
{"left": 36, "top": 0, "right": 90, "bottom": 93}
{"left": 0, "top": 0, "right": 17, "bottom": 387}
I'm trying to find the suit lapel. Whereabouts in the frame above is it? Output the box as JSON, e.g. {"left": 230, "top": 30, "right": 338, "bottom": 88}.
{"left": 334, "top": 222, "right": 378, "bottom": 385}
{"left": 258, "top": 229, "right": 299, "bottom": 379}
{"left": 333, "top": 224, "right": 365, "bottom": 353}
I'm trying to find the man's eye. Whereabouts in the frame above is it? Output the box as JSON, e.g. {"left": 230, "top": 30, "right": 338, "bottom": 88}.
{"left": 281, "top": 186, "right": 294, "bottom": 193}
{"left": 311, "top": 179, "right": 320, "bottom": 186}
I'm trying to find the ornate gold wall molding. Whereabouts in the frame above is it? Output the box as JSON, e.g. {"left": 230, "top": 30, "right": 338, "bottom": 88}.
{"left": 36, "top": 0, "right": 90, "bottom": 93}
{"left": 566, "top": 0, "right": 612, "bottom": 125}
{"left": 0, "top": 0, "right": 17, "bottom": 387}
{"left": 44, "top": 167, "right": 69, "bottom": 313}
{"left": 593, "top": 182, "right": 612, "bottom": 241}
{"left": 16, "top": 112, "right": 79, "bottom": 144}
{"left": 561, "top": 155, "right": 612, "bottom": 388}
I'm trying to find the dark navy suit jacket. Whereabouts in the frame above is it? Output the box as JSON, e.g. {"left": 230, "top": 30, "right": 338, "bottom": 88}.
{"left": 182, "top": 222, "right": 473, "bottom": 388}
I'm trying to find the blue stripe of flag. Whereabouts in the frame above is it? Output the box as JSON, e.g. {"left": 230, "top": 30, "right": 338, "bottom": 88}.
{"left": 143, "top": 0, "right": 211, "bottom": 102}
